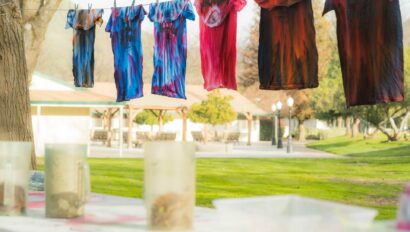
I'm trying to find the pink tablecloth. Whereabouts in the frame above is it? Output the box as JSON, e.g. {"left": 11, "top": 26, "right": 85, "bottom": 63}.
{"left": 0, "top": 192, "right": 219, "bottom": 232}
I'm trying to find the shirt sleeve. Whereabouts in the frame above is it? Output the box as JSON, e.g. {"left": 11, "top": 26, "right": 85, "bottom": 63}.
{"left": 255, "top": 0, "right": 303, "bottom": 10}
{"left": 232, "top": 0, "right": 246, "bottom": 12}
{"left": 65, "top": 10, "right": 75, "bottom": 29}
{"left": 105, "top": 15, "right": 113, "bottom": 33}
{"left": 182, "top": 1, "right": 196, "bottom": 21}
{"left": 94, "top": 9, "right": 104, "bottom": 26}
{"left": 322, "top": 0, "right": 335, "bottom": 15}
{"left": 139, "top": 6, "right": 147, "bottom": 21}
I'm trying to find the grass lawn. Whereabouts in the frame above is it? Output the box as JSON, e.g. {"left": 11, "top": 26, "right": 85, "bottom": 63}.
{"left": 39, "top": 136, "right": 410, "bottom": 220}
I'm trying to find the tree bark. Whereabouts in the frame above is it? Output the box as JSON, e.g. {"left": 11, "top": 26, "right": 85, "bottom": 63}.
{"left": 352, "top": 118, "right": 361, "bottom": 138}
{"left": 298, "top": 120, "right": 305, "bottom": 142}
{"left": 0, "top": 1, "right": 36, "bottom": 169}
{"left": 345, "top": 117, "right": 352, "bottom": 136}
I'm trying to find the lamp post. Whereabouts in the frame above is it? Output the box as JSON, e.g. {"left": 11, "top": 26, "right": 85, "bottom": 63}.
{"left": 271, "top": 104, "right": 277, "bottom": 146}
{"left": 276, "top": 101, "right": 283, "bottom": 149}
{"left": 287, "top": 97, "right": 294, "bottom": 153}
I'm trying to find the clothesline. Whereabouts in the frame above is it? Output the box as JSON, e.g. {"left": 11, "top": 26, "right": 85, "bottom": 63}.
{"left": 11, "top": 0, "right": 410, "bottom": 11}
{"left": 0, "top": 0, "right": 172, "bottom": 12}
{"left": 23, "top": 0, "right": 172, "bottom": 11}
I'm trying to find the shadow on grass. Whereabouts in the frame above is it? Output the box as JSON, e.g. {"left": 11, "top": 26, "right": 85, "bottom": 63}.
{"left": 308, "top": 141, "right": 357, "bottom": 151}
{"left": 347, "top": 145, "right": 410, "bottom": 157}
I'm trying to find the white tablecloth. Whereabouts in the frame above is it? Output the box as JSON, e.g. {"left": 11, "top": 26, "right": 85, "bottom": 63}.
{"left": 0, "top": 192, "right": 398, "bottom": 232}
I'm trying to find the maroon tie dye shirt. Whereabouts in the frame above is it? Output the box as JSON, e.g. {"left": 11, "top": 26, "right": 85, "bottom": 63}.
{"left": 323, "top": 0, "right": 404, "bottom": 107}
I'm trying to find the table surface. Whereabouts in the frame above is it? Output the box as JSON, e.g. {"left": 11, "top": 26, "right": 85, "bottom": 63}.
{"left": 0, "top": 192, "right": 399, "bottom": 232}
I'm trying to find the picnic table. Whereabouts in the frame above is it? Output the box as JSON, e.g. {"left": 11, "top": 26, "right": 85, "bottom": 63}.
{"left": 0, "top": 192, "right": 399, "bottom": 232}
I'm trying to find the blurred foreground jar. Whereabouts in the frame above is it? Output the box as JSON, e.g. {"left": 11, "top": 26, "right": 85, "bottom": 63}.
{"left": 144, "top": 142, "right": 196, "bottom": 231}
{"left": 0, "top": 141, "right": 32, "bottom": 216}
{"left": 397, "top": 183, "right": 410, "bottom": 231}
{"left": 45, "top": 144, "right": 89, "bottom": 218}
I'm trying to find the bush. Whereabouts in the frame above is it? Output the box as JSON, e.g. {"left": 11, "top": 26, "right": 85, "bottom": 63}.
{"left": 299, "top": 128, "right": 346, "bottom": 140}
{"left": 259, "top": 119, "right": 286, "bottom": 141}
{"left": 259, "top": 120, "right": 272, "bottom": 141}
{"left": 318, "top": 128, "right": 346, "bottom": 140}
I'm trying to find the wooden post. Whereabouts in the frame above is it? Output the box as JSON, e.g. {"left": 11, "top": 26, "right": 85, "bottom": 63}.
{"left": 158, "top": 110, "right": 164, "bottom": 132}
{"left": 182, "top": 108, "right": 188, "bottom": 142}
{"left": 36, "top": 106, "right": 41, "bottom": 156}
{"left": 127, "top": 106, "right": 133, "bottom": 149}
{"left": 119, "top": 106, "right": 124, "bottom": 158}
{"left": 246, "top": 112, "right": 253, "bottom": 146}
{"left": 107, "top": 108, "right": 113, "bottom": 147}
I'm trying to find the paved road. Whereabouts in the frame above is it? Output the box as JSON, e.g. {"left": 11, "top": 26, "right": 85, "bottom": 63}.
{"left": 89, "top": 142, "right": 340, "bottom": 159}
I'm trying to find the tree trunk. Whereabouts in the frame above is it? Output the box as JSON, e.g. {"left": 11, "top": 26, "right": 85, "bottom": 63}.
{"left": 337, "top": 116, "right": 343, "bottom": 128}
{"left": 298, "top": 120, "right": 305, "bottom": 142}
{"left": 345, "top": 117, "right": 352, "bottom": 136}
{"left": 376, "top": 125, "right": 398, "bottom": 142}
{"left": 352, "top": 118, "right": 361, "bottom": 138}
{"left": 0, "top": 1, "right": 36, "bottom": 169}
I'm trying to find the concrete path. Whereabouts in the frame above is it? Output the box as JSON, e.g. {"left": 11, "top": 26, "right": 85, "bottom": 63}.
{"left": 89, "top": 142, "right": 340, "bottom": 159}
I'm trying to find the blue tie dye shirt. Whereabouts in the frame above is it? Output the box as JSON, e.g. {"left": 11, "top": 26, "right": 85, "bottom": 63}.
{"left": 66, "top": 9, "right": 104, "bottom": 88}
{"left": 149, "top": 0, "right": 195, "bottom": 99}
{"left": 106, "top": 6, "right": 146, "bottom": 102}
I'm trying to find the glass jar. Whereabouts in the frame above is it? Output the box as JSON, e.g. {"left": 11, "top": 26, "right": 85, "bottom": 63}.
{"left": 45, "top": 144, "right": 90, "bottom": 218}
{"left": 144, "top": 142, "right": 196, "bottom": 231}
{"left": 0, "top": 141, "right": 32, "bottom": 216}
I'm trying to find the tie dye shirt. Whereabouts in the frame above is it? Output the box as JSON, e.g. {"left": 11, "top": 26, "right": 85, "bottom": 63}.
{"left": 66, "top": 9, "right": 104, "bottom": 88}
{"left": 149, "top": 0, "right": 195, "bottom": 99}
{"left": 106, "top": 6, "right": 146, "bottom": 102}
{"left": 256, "top": 0, "right": 318, "bottom": 90}
{"left": 195, "top": 0, "right": 246, "bottom": 91}
{"left": 323, "top": 0, "right": 404, "bottom": 107}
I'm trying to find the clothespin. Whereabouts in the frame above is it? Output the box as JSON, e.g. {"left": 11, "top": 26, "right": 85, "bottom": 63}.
{"left": 74, "top": 3, "right": 79, "bottom": 10}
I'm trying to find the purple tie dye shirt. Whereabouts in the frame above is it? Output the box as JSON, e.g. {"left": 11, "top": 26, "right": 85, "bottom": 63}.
{"left": 148, "top": 0, "right": 195, "bottom": 99}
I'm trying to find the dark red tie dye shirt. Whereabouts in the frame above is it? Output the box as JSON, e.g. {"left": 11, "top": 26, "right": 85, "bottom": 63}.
{"left": 323, "top": 0, "right": 404, "bottom": 107}
{"left": 256, "top": 0, "right": 318, "bottom": 90}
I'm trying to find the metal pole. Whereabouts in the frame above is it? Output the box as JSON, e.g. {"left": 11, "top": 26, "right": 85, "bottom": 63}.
{"left": 36, "top": 106, "right": 41, "bottom": 155}
{"left": 287, "top": 108, "right": 293, "bottom": 153}
{"left": 271, "top": 113, "right": 276, "bottom": 145}
{"left": 277, "top": 111, "right": 283, "bottom": 149}
{"left": 119, "top": 106, "right": 124, "bottom": 158}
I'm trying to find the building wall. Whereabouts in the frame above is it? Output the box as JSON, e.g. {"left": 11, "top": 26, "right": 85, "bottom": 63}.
{"left": 94, "top": 118, "right": 261, "bottom": 143}
{"left": 31, "top": 106, "right": 91, "bottom": 156}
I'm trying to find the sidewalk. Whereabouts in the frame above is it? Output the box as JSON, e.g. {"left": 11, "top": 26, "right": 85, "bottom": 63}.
{"left": 89, "top": 142, "right": 340, "bottom": 159}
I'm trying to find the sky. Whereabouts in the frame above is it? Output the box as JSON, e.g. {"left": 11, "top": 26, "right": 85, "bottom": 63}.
{"left": 68, "top": 0, "right": 410, "bottom": 43}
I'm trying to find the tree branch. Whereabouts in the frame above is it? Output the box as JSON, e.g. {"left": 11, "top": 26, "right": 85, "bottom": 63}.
{"left": 399, "top": 111, "right": 410, "bottom": 131}
{"left": 22, "top": 0, "right": 63, "bottom": 79}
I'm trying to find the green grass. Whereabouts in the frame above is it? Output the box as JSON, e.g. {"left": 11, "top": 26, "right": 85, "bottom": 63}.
{"left": 38, "top": 136, "right": 410, "bottom": 220}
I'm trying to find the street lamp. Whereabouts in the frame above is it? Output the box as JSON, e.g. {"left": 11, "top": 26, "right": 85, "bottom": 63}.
{"left": 271, "top": 104, "right": 277, "bottom": 146}
{"left": 287, "top": 97, "right": 294, "bottom": 153}
{"left": 276, "top": 101, "right": 283, "bottom": 149}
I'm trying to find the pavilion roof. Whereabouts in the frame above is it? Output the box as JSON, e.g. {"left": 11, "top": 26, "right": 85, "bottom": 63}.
{"left": 30, "top": 81, "right": 268, "bottom": 115}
